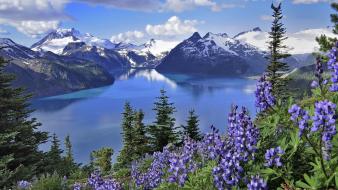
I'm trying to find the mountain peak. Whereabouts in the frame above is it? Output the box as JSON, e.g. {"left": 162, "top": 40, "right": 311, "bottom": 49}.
{"left": 203, "top": 32, "right": 228, "bottom": 39}
{"left": 188, "top": 32, "right": 202, "bottom": 42}
{"left": 144, "top": 38, "right": 156, "bottom": 48}
{"left": 0, "top": 38, "right": 16, "bottom": 46}
{"left": 252, "top": 27, "right": 262, "bottom": 32}
{"left": 234, "top": 27, "right": 263, "bottom": 38}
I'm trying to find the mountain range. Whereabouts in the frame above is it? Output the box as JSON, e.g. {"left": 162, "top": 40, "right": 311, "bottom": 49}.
{"left": 1, "top": 27, "right": 334, "bottom": 97}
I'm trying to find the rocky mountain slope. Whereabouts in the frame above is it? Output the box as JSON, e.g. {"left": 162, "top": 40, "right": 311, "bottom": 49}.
{"left": 1, "top": 38, "right": 114, "bottom": 97}
{"left": 156, "top": 31, "right": 267, "bottom": 76}
{"left": 32, "top": 28, "right": 177, "bottom": 69}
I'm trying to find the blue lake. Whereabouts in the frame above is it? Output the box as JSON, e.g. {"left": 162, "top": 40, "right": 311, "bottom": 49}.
{"left": 31, "top": 69, "right": 257, "bottom": 164}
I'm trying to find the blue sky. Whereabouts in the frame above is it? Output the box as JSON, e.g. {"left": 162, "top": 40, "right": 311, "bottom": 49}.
{"left": 0, "top": 0, "right": 335, "bottom": 46}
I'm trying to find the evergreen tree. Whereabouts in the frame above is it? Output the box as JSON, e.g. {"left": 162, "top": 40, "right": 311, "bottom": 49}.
{"left": 116, "top": 102, "right": 134, "bottom": 167}
{"left": 266, "top": 2, "right": 291, "bottom": 101}
{"left": 45, "top": 134, "right": 63, "bottom": 174}
{"left": 0, "top": 132, "right": 15, "bottom": 187}
{"left": 132, "top": 110, "right": 149, "bottom": 159}
{"left": 63, "top": 135, "right": 77, "bottom": 176}
{"left": 148, "top": 89, "right": 178, "bottom": 152}
{"left": 91, "top": 147, "right": 113, "bottom": 173}
{"left": 316, "top": 3, "right": 338, "bottom": 52}
{"left": 0, "top": 56, "right": 48, "bottom": 187}
{"left": 183, "top": 110, "right": 202, "bottom": 141}
{"left": 64, "top": 135, "right": 74, "bottom": 165}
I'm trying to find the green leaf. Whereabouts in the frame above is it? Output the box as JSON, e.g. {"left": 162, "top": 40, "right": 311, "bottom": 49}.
{"left": 261, "top": 168, "right": 278, "bottom": 175}
{"left": 296, "top": 180, "right": 313, "bottom": 189}
{"left": 335, "top": 173, "right": 338, "bottom": 188}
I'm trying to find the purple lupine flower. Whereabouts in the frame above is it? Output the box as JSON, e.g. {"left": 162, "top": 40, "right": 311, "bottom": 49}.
{"left": 255, "top": 74, "right": 275, "bottom": 112}
{"left": 17, "top": 180, "right": 31, "bottom": 190}
{"left": 168, "top": 153, "right": 188, "bottom": 186}
{"left": 213, "top": 106, "right": 259, "bottom": 190}
{"left": 200, "top": 125, "right": 225, "bottom": 160}
{"left": 132, "top": 146, "right": 171, "bottom": 189}
{"left": 167, "top": 138, "right": 199, "bottom": 186}
{"left": 73, "top": 182, "right": 82, "bottom": 190}
{"left": 247, "top": 175, "right": 268, "bottom": 190}
{"left": 312, "top": 100, "right": 336, "bottom": 160}
{"left": 212, "top": 150, "right": 243, "bottom": 189}
{"left": 227, "top": 106, "right": 260, "bottom": 161}
{"left": 311, "top": 80, "right": 319, "bottom": 88}
{"left": 328, "top": 42, "right": 338, "bottom": 91}
{"left": 265, "top": 146, "right": 284, "bottom": 167}
{"left": 288, "top": 104, "right": 310, "bottom": 136}
{"left": 312, "top": 57, "right": 325, "bottom": 89}
{"left": 88, "top": 170, "right": 122, "bottom": 190}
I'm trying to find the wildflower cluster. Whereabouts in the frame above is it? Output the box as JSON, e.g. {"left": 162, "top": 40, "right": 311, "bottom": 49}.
{"left": 132, "top": 146, "right": 171, "bottom": 189}
{"left": 87, "top": 171, "right": 122, "bottom": 190}
{"left": 264, "top": 147, "right": 284, "bottom": 167}
{"left": 227, "top": 106, "right": 259, "bottom": 161}
{"left": 289, "top": 104, "right": 310, "bottom": 136}
{"left": 247, "top": 175, "right": 267, "bottom": 190}
{"left": 168, "top": 138, "right": 199, "bottom": 186}
{"left": 328, "top": 42, "right": 338, "bottom": 92}
{"left": 212, "top": 106, "right": 259, "bottom": 190}
{"left": 255, "top": 74, "right": 275, "bottom": 112}
{"left": 72, "top": 183, "right": 82, "bottom": 190}
{"left": 17, "top": 180, "right": 31, "bottom": 190}
{"left": 200, "top": 125, "right": 225, "bottom": 160}
{"left": 312, "top": 100, "right": 337, "bottom": 159}
{"left": 311, "top": 57, "right": 326, "bottom": 88}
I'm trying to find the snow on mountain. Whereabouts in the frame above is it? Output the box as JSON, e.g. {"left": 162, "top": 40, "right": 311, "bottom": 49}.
{"left": 142, "top": 39, "right": 179, "bottom": 57}
{"left": 157, "top": 31, "right": 267, "bottom": 75}
{"left": 0, "top": 38, "right": 38, "bottom": 61}
{"left": 234, "top": 27, "right": 337, "bottom": 54}
{"left": 31, "top": 28, "right": 117, "bottom": 54}
{"left": 115, "top": 39, "right": 179, "bottom": 68}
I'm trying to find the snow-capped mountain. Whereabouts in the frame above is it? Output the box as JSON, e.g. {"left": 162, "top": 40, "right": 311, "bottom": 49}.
{"left": 157, "top": 31, "right": 267, "bottom": 75}
{"left": 31, "top": 28, "right": 178, "bottom": 69}
{"left": 31, "top": 28, "right": 117, "bottom": 54}
{"left": 0, "top": 38, "right": 38, "bottom": 61}
{"left": 0, "top": 38, "right": 114, "bottom": 97}
{"left": 234, "top": 27, "right": 337, "bottom": 54}
{"left": 116, "top": 39, "right": 179, "bottom": 68}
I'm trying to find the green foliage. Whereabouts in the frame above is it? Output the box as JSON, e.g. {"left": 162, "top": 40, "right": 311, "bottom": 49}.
{"left": 117, "top": 102, "right": 135, "bottom": 168}
{"left": 316, "top": 3, "right": 338, "bottom": 52}
{"left": 183, "top": 161, "right": 216, "bottom": 190}
{"left": 147, "top": 89, "right": 179, "bottom": 152}
{"left": 182, "top": 110, "right": 202, "bottom": 141}
{"left": 63, "top": 135, "right": 78, "bottom": 177}
{"left": 0, "top": 56, "right": 48, "bottom": 188}
{"left": 132, "top": 110, "right": 149, "bottom": 160}
{"left": 30, "top": 173, "right": 67, "bottom": 190}
{"left": 91, "top": 147, "right": 113, "bottom": 173}
{"left": 266, "top": 2, "right": 291, "bottom": 101}
{"left": 45, "top": 134, "right": 64, "bottom": 175}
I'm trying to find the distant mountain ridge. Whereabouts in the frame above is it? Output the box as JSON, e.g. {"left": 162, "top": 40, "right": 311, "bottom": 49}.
{"left": 0, "top": 26, "right": 333, "bottom": 97}
{"left": 1, "top": 38, "right": 114, "bottom": 97}
{"left": 32, "top": 28, "right": 178, "bottom": 69}
{"left": 157, "top": 30, "right": 268, "bottom": 75}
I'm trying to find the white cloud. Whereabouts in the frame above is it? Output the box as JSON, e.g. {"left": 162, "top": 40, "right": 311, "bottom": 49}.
{"left": 110, "top": 30, "right": 145, "bottom": 43}
{"left": 260, "top": 15, "right": 274, "bottom": 21}
{"left": 292, "top": 0, "right": 331, "bottom": 4}
{"left": 8, "top": 20, "right": 59, "bottom": 38}
{"left": 235, "top": 27, "right": 338, "bottom": 54}
{"left": 145, "top": 16, "right": 201, "bottom": 36}
{"left": 0, "top": 0, "right": 68, "bottom": 37}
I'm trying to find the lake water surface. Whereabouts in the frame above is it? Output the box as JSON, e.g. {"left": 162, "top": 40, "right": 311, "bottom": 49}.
{"left": 31, "top": 69, "right": 257, "bottom": 164}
